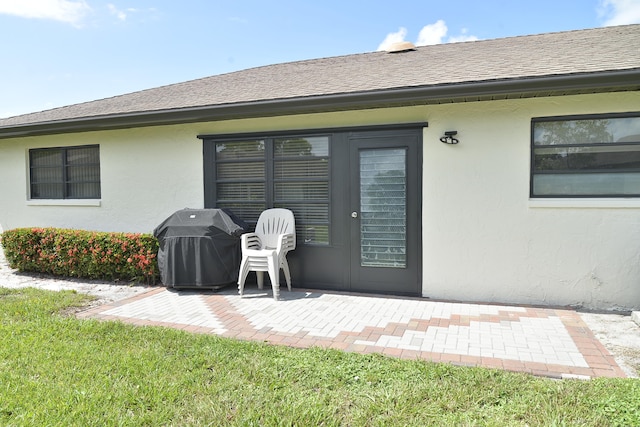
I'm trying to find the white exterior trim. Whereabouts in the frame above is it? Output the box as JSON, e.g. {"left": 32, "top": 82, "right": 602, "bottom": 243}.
{"left": 26, "top": 199, "right": 102, "bottom": 207}
{"left": 529, "top": 199, "right": 640, "bottom": 209}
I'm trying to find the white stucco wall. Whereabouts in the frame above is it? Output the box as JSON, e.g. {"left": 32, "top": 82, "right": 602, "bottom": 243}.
{"left": 0, "top": 124, "right": 204, "bottom": 233}
{"left": 421, "top": 92, "right": 640, "bottom": 310}
{"left": 1, "top": 91, "right": 639, "bottom": 309}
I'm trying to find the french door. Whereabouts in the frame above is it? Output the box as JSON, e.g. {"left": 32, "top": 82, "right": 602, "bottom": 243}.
{"left": 203, "top": 126, "right": 422, "bottom": 295}
{"left": 347, "top": 130, "right": 421, "bottom": 294}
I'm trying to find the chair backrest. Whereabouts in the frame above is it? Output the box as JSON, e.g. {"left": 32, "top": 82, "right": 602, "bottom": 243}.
{"left": 255, "top": 208, "right": 295, "bottom": 249}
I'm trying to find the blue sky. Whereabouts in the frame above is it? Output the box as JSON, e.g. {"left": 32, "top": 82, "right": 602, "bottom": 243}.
{"left": 1, "top": 0, "right": 639, "bottom": 119}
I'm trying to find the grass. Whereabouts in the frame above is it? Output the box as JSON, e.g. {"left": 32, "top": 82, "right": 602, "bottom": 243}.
{"left": 1, "top": 287, "right": 639, "bottom": 426}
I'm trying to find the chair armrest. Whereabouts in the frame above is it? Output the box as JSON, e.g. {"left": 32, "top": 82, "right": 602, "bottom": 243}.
{"left": 275, "top": 233, "right": 296, "bottom": 254}
{"left": 241, "top": 233, "right": 262, "bottom": 251}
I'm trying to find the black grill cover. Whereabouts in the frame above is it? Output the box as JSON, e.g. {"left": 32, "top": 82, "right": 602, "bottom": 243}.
{"left": 153, "top": 209, "right": 245, "bottom": 289}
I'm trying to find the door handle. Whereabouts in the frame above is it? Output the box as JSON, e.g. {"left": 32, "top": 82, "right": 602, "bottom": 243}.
{"left": 351, "top": 211, "right": 358, "bottom": 218}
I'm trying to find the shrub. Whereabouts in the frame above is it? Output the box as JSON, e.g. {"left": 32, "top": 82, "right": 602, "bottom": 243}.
{"left": 0, "top": 228, "right": 159, "bottom": 285}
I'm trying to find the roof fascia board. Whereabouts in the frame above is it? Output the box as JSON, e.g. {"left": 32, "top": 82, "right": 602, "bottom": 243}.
{"left": 197, "top": 121, "right": 429, "bottom": 140}
{"left": 1, "top": 69, "right": 639, "bottom": 139}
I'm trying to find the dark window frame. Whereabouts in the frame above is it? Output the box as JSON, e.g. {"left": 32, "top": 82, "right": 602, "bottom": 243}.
{"left": 29, "top": 144, "right": 101, "bottom": 200}
{"left": 530, "top": 112, "right": 640, "bottom": 198}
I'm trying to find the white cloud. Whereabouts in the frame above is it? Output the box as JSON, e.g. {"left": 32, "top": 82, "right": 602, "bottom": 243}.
{"left": 599, "top": 0, "right": 640, "bottom": 25}
{"left": 416, "top": 20, "right": 448, "bottom": 45}
{"left": 108, "top": 4, "right": 128, "bottom": 21}
{"left": 446, "top": 28, "right": 479, "bottom": 44}
{"left": 377, "top": 20, "right": 478, "bottom": 51}
{"left": 107, "top": 5, "right": 159, "bottom": 23}
{"left": 377, "top": 27, "right": 408, "bottom": 51}
{"left": 0, "top": 0, "right": 91, "bottom": 26}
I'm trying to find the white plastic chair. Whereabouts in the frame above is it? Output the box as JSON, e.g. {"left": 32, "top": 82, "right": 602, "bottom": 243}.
{"left": 237, "top": 208, "right": 296, "bottom": 300}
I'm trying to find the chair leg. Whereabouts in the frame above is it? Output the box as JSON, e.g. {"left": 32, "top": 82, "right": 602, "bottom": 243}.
{"left": 266, "top": 253, "right": 280, "bottom": 300}
{"left": 256, "top": 271, "right": 264, "bottom": 289}
{"left": 237, "top": 258, "right": 249, "bottom": 296}
{"left": 281, "top": 258, "right": 292, "bottom": 291}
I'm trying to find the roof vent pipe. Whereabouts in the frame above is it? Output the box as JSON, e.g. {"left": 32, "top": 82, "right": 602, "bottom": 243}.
{"left": 386, "top": 41, "right": 416, "bottom": 53}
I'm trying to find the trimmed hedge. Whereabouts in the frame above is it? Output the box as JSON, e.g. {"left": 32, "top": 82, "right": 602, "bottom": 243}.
{"left": 0, "top": 227, "right": 159, "bottom": 285}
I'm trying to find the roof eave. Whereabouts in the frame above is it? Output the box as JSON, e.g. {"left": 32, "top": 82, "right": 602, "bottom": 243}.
{"left": 1, "top": 69, "right": 639, "bottom": 139}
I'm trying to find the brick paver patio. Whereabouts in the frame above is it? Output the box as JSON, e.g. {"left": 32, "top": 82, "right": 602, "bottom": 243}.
{"left": 77, "top": 286, "right": 627, "bottom": 379}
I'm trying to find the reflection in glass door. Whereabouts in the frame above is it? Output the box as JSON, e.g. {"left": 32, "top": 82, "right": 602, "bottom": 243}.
{"left": 359, "top": 148, "right": 407, "bottom": 268}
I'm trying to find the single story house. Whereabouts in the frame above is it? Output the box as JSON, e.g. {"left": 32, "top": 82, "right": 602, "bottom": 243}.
{"left": 1, "top": 25, "right": 639, "bottom": 311}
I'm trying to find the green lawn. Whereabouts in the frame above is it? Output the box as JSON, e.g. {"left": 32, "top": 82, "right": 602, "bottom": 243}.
{"left": 1, "top": 287, "right": 639, "bottom": 426}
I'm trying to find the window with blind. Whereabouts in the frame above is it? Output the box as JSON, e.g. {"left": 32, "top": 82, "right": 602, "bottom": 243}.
{"left": 29, "top": 145, "right": 101, "bottom": 199}
{"left": 214, "top": 139, "right": 266, "bottom": 220}
{"left": 532, "top": 114, "right": 640, "bottom": 197}
{"left": 212, "top": 136, "right": 330, "bottom": 245}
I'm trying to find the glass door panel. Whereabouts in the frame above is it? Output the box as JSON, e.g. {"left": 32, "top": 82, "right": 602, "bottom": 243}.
{"left": 359, "top": 148, "right": 407, "bottom": 268}
{"left": 349, "top": 130, "right": 421, "bottom": 295}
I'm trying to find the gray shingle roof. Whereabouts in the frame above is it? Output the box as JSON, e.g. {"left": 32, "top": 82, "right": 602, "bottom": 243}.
{"left": 1, "top": 24, "right": 639, "bottom": 136}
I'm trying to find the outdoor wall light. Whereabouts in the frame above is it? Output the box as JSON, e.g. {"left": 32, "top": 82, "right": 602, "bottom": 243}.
{"left": 440, "top": 131, "right": 459, "bottom": 145}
